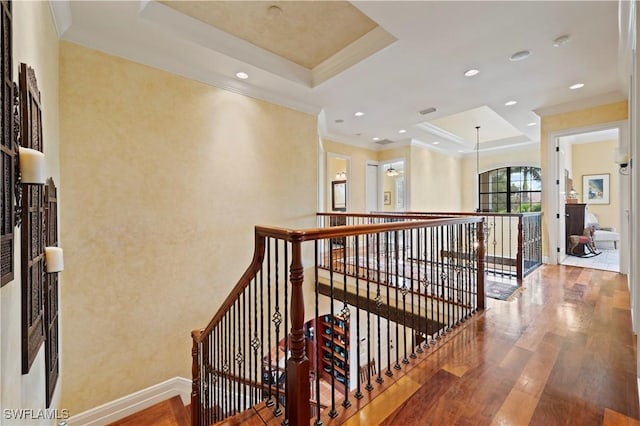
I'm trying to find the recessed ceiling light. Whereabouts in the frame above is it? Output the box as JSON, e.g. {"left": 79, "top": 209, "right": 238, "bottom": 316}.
{"left": 433, "top": 141, "right": 440, "bottom": 145}
{"left": 505, "top": 100, "right": 517, "bottom": 106}
{"left": 510, "top": 50, "right": 532, "bottom": 61}
{"left": 569, "top": 83, "right": 584, "bottom": 90}
{"left": 398, "top": 129, "right": 407, "bottom": 134}
{"left": 235, "top": 72, "right": 249, "bottom": 79}
{"left": 354, "top": 111, "right": 365, "bottom": 117}
{"left": 553, "top": 34, "right": 570, "bottom": 47}
{"left": 527, "top": 122, "right": 537, "bottom": 127}
{"left": 464, "top": 68, "right": 479, "bottom": 77}
{"left": 372, "top": 137, "right": 380, "bottom": 141}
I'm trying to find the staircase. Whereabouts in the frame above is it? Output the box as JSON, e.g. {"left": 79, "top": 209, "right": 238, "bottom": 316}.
{"left": 190, "top": 213, "right": 487, "bottom": 426}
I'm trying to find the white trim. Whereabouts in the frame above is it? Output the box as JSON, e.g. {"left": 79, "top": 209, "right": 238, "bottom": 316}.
{"left": 534, "top": 91, "right": 627, "bottom": 118}
{"left": 49, "top": 0, "right": 72, "bottom": 37}
{"left": 67, "top": 377, "right": 191, "bottom": 426}
{"left": 312, "top": 26, "right": 397, "bottom": 87}
{"left": 365, "top": 160, "right": 380, "bottom": 212}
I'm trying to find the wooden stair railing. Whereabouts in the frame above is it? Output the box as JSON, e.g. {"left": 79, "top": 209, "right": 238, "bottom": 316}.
{"left": 340, "top": 211, "right": 542, "bottom": 281}
{"left": 191, "top": 215, "right": 485, "bottom": 426}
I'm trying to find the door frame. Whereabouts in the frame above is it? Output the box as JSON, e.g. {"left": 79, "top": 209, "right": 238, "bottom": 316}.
{"left": 545, "top": 120, "right": 629, "bottom": 269}
{"left": 365, "top": 161, "right": 380, "bottom": 212}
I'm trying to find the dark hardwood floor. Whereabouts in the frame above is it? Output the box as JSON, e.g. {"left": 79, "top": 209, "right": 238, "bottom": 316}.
{"left": 106, "top": 396, "right": 189, "bottom": 426}
{"left": 359, "top": 265, "right": 640, "bottom": 425}
{"left": 110, "top": 265, "right": 639, "bottom": 425}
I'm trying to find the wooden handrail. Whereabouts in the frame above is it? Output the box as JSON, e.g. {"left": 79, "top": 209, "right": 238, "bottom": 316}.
{"left": 258, "top": 216, "right": 483, "bottom": 243}
{"left": 193, "top": 216, "right": 481, "bottom": 343}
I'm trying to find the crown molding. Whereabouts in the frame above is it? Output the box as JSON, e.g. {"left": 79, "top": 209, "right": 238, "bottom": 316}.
{"left": 49, "top": 0, "right": 72, "bottom": 37}
{"left": 534, "top": 91, "right": 627, "bottom": 118}
{"left": 415, "top": 122, "right": 471, "bottom": 147}
{"left": 312, "top": 26, "right": 397, "bottom": 87}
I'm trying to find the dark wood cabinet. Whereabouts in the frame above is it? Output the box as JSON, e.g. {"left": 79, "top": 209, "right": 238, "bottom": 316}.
{"left": 565, "top": 203, "right": 586, "bottom": 255}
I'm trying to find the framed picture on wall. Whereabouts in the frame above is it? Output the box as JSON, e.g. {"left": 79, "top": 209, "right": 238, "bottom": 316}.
{"left": 383, "top": 191, "right": 391, "bottom": 205}
{"left": 582, "top": 173, "right": 610, "bottom": 205}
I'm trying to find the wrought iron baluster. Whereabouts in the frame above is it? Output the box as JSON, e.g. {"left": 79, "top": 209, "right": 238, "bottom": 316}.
{"left": 401, "top": 229, "right": 408, "bottom": 366}
{"left": 266, "top": 239, "right": 273, "bottom": 407}
{"left": 339, "top": 236, "right": 351, "bottom": 409}
{"left": 283, "top": 241, "right": 289, "bottom": 424}
{"left": 313, "top": 241, "right": 322, "bottom": 426}
{"left": 273, "top": 240, "right": 282, "bottom": 417}
{"left": 365, "top": 231, "right": 373, "bottom": 391}
{"left": 328, "top": 237, "right": 337, "bottom": 419}
{"left": 386, "top": 231, "right": 393, "bottom": 377}
{"left": 354, "top": 234, "right": 363, "bottom": 400}
{"left": 376, "top": 232, "right": 383, "bottom": 384}
{"left": 410, "top": 228, "right": 418, "bottom": 358}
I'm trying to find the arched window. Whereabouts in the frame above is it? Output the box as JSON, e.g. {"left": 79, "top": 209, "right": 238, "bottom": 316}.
{"left": 479, "top": 166, "right": 542, "bottom": 212}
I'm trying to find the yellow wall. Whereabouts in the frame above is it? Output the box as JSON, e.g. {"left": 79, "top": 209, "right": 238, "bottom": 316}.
{"left": 540, "top": 101, "right": 627, "bottom": 258}
{"left": 461, "top": 145, "right": 541, "bottom": 211}
{"left": 59, "top": 42, "right": 318, "bottom": 414}
{"left": 572, "top": 139, "right": 620, "bottom": 231}
{"left": 1, "top": 0, "right": 61, "bottom": 415}
{"left": 410, "top": 145, "right": 463, "bottom": 212}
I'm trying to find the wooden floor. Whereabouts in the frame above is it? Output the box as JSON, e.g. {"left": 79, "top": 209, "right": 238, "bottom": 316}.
{"left": 115, "top": 264, "right": 639, "bottom": 425}
{"left": 349, "top": 264, "right": 640, "bottom": 425}
{"left": 106, "top": 396, "right": 189, "bottom": 426}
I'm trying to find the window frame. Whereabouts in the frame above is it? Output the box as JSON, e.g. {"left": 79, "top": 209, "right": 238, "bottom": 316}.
{"left": 478, "top": 166, "right": 542, "bottom": 213}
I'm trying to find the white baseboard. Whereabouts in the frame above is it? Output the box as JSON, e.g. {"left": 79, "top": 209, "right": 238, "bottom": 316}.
{"left": 68, "top": 376, "right": 191, "bottom": 426}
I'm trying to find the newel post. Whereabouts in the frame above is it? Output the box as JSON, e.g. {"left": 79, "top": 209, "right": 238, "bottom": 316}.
{"left": 477, "top": 220, "right": 486, "bottom": 311}
{"left": 286, "top": 239, "right": 310, "bottom": 425}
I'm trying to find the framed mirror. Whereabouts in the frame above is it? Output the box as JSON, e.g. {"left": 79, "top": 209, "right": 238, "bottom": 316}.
{"left": 332, "top": 180, "right": 346, "bottom": 211}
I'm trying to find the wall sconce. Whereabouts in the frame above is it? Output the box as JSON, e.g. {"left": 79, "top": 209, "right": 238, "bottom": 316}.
{"left": 615, "top": 147, "right": 630, "bottom": 175}
{"left": 18, "top": 147, "right": 45, "bottom": 184}
{"left": 335, "top": 171, "right": 347, "bottom": 181}
{"left": 12, "top": 80, "right": 46, "bottom": 226}
{"left": 44, "top": 246, "right": 64, "bottom": 273}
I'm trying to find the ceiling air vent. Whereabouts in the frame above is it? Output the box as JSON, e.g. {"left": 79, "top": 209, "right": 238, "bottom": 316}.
{"left": 419, "top": 107, "right": 437, "bottom": 115}
{"left": 374, "top": 138, "right": 394, "bottom": 145}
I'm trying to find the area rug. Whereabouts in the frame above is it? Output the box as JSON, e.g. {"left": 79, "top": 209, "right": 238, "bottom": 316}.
{"left": 485, "top": 280, "right": 524, "bottom": 301}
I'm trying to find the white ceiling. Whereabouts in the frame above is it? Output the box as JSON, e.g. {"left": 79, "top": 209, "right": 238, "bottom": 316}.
{"left": 50, "top": 1, "right": 627, "bottom": 157}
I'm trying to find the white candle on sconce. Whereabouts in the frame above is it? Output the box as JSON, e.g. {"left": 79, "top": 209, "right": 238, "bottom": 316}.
{"left": 45, "top": 247, "right": 64, "bottom": 273}
{"left": 18, "top": 147, "right": 45, "bottom": 184}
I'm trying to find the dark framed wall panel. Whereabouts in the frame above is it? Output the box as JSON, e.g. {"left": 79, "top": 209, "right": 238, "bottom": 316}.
{"left": 20, "top": 63, "right": 45, "bottom": 373}
{"left": 44, "top": 178, "right": 59, "bottom": 407}
{"left": 0, "top": 0, "right": 13, "bottom": 287}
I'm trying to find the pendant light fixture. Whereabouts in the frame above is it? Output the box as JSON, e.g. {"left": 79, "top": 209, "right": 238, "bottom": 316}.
{"left": 476, "top": 126, "right": 481, "bottom": 212}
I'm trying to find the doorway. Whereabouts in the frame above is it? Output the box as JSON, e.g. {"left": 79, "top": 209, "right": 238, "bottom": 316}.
{"left": 553, "top": 126, "right": 628, "bottom": 273}
{"left": 380, "top": 159, "right": 406, "bottom": 212}
{"left": 327, "top": 153, "right": 350, "bottom": 212}
{"left": 366, "top": 162, "right": 379, "bottom": 212}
